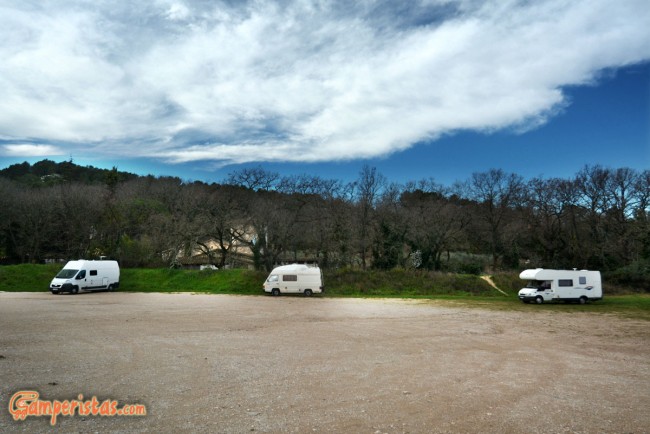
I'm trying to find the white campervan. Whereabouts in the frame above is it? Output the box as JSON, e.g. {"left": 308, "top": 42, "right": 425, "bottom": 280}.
{"left": 263, "top": 264, "right": 323, "bottom": 296}
{"left": 50, "top": 260, "right": 120, "bottom": 294}
{"left": 518, "top": 268, "right": 602, "bottom": 304}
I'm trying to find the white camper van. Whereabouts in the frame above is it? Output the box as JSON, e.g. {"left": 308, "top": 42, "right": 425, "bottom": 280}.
{"left": 518, "top": 268, "right": 602, "bottom": 304}
{"left": 263, "top": 264, "right": 323, "bottom": 296}
{"left": 50, "top": 260, "right": 120, "bottom": 294}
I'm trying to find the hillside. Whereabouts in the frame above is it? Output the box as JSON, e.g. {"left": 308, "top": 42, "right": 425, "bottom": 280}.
{"left": 0, "top": 159, "right": 138, "bottom": 186}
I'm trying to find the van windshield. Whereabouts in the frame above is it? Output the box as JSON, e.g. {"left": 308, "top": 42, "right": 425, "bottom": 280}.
{"left": 267, "top": 274, "right": 278, "bottom": 283}
{"left": 56, "top": 269, "right": 78, "bottom": 279}
{"left": 526, "top": 280, "right": 551, "bottom": 290}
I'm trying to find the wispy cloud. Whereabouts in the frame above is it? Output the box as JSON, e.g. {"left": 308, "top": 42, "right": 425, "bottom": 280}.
{"left": 2, "top": 144, "right": 65, "bottom": 157}
{"left": 0, "top": 0, "right": 649, "bottom": 165}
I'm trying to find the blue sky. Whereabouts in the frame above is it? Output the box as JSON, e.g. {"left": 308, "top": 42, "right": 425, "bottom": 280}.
{"left": 1, "top": 0, "right": 649, "bottom": 186}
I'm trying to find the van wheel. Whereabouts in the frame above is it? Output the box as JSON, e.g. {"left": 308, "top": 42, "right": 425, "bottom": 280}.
{"left": 108, "top": 284, "right": 114, "bottom": 292}
{"left": 535, "top": 296, "right": 543, "bottom": 304}
{"left": 304, "top": 289, "right": 313, "bottom": 297}
{"left": 271, "top": 288, "right": 280, "bottom": 296}
{"left": 72, "top": 286, "right": 79, "bottom": 295}
{"left": 578, "top": 296, "right": 587, "bottom": 305}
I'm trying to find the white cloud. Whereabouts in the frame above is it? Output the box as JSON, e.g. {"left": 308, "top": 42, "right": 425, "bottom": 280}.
{"left": 2, "top": 144, "right": 65, "bottom": 157}
{"left": 0, "top": 0, "right": 648, "bottom": 165}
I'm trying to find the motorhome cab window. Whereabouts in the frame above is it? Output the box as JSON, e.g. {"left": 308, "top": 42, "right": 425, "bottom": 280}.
{"left": 90, "top": 270, "right": 98, "bottom": 276}
{"left": 77, "top": 270, "right": 86, "bottom": 279}
{"left": 267, "top": 275, "right": 279, "bottom": 283}
{"left": 525, "top": 280, "right": 550, "bottom": 290}
{"left": 558, "top": 279, "right": 573, "bottom": 287}
{"left": 283, "top": 275, "right": 298, "bottom": 282}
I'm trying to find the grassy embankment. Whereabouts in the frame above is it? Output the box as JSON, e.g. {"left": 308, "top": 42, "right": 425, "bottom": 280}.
{"left": 1, "top": 264, "right": 648, "bottom": 319}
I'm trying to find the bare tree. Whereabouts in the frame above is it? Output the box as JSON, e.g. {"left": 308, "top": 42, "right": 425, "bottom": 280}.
{"left": 575, "top": 165, "right": 612, "bottom": 267}
{"left": 354, "top": 165, "right": 386, "bottom": 269}
{"left": 194, "top": 184, "right": 248, "bottom": 268}
{"left": 402, "top": 183, "right": 469, "bottom": 270}
{"left": 226, "top": 166, "right": 279, "bottom": 191}
{"left": 6, "top": 186, "right": 60, "bottom": 262}
{"left": 605, "top": 168, "right": 639, "bottom": 264}
{"left": 465, "top": 169, "right": 525, "bottom": 270}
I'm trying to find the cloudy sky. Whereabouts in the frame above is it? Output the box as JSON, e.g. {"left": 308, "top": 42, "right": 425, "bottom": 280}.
{"left": 1, "top": 0, "right": 649, "bottom": 184}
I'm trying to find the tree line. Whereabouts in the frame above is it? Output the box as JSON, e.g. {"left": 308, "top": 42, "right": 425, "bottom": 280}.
{"left": 0, "top": 161, "right": 648, "bottom": 281}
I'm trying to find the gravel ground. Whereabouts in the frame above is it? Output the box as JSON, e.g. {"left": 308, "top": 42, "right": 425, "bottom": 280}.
{"left": 1, "top": 292, "right": 649, "bottom": 433}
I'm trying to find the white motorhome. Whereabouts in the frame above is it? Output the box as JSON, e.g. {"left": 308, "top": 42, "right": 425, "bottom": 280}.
{"left": 50, "top": 260, "right": 120, "bottom": 294}
{"left": 263, "top": 264, "right": 323, "bottom": 296}
{"left": 518, "top": 268, "right": 602, "bottom": 304}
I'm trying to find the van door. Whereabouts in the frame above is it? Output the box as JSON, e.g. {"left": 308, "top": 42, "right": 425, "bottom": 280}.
{"left": 76, "top": 269, "right": 87, "bottom": 289}
{"left": 558, "top": 278, "right": 579, "bottom": 300}
{"left": 575, "top": 275, "right": 590, "bottom": 298}
{"left": 89, "top": 269, "right": 99, "bottom": 289}
{"left": 282, "top": 274, "right": 298, "bottom": 293}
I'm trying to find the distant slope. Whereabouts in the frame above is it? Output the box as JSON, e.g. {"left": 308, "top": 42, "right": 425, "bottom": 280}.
{"left": 0, "top": 159, "right": 138, "bottom": 185}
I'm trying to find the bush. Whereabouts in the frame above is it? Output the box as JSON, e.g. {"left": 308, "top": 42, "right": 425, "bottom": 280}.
{"left": 439, "top": 252, "right": 490, "bottom": 275}
{"left": 490, "top": 272, "right": 523, "bottom": 293}
{"left": 324, "top": 268, "right": 497, "bottom": 297}
{"left": 604, "top": 260, "right": 650, "bottom": 293}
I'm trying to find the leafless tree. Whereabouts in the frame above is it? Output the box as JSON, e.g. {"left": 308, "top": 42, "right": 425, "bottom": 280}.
{"left": 354, "top": 165, "right": 386, "bottom": 269}
{"left": 465, "top": 169, "right": 525, "bottom": 270}
{"left": 226, "top": 166, "right": 279, "bottom": 191}
{"left": 402, "top": 182, "right": 469, "bottom": 270}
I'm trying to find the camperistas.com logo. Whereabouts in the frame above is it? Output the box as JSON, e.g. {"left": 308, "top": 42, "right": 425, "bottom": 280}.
{"left": 8, "top": 390, "right": 146, "bottom": 426}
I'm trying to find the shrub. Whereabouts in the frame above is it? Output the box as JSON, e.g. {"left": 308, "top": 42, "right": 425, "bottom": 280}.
{"left": 604, "top": 260, "right": 650, "bottom": 293}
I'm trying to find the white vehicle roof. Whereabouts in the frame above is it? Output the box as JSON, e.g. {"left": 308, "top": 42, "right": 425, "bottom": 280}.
{"left": 65, "top": 259, "right": 118, "bottom": 267}
{"left": 519, "top": 268, "right": 598, "bottom": 280}
{"left": 271, "top": 264, "right": 319, "bottom": 273}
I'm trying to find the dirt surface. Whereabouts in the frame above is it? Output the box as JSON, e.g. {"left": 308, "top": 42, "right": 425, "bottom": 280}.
{"left": 1, "top": 292, "right": 649, "bottom": 433}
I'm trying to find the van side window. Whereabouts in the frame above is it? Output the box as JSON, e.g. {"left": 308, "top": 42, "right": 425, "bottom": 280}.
{"left": 77, "top": 270, "right": 86, "bottom": 279}
{"left": 90, "top": 270, "right": 98, "bottom": 276}
{"left": 283, "top": 275, "right": 298, "bottom": 282}
{"left": 579, "top": 276, "right": 586, "bottom": 285}
{"left": 558, "top": 279, "right": 573, "bottom": 287}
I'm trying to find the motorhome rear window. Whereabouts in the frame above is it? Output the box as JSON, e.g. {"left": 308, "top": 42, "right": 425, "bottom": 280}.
{"left": 283, "top": 275, "right": 298, "bottom": 282}
{"left": 558, "top": 279, "right": 573, "bottom": 287}
{"left": 90, "top": 270, "right": 98, "bottom": 276}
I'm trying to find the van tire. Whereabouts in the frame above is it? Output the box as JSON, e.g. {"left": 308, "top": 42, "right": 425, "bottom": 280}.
{"left": 304, "top": 289, "right": 313, "bottom": 297}
{"left": 72, "top": 286, "right": 79, "bottom": 295}
{"left": 108, "top": 284, "right": 114, "bottom": 292}
{"left": 271, "top": 288, "right": 280, "bottom": 296}
{"left": 578, "top": 296, "right": 587, "bottom": 305}
{"left": 535, "top": 296, "right": 543, "bottom": 304}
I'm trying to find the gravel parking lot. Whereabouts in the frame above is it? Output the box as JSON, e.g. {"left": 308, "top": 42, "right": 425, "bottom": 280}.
{"left": 1, "top": 292, "right": 649, "bottom": 433}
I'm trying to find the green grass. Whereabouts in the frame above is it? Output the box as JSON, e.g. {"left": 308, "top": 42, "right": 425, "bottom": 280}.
{"left": 1, "top": 264, "right": 648, "bottom": 320}
{"left": 0, "top": 264, "right": 267, "bottom": 295}
{"left": 427, "top": 293, "right": 650, "bottom": 321}
{"left": 324, "top": 268, "right": 497, "bottom": 297}
{"left": 120, "top": 268, "right": 267, "bottom": 294}
{"left": 0, "top": 263, "right": 61, "bottom": 292}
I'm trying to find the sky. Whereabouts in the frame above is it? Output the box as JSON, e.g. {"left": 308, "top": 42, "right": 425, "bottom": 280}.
{"left": 0, "top": 0, "right": 649, "bottom": 186}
